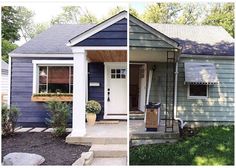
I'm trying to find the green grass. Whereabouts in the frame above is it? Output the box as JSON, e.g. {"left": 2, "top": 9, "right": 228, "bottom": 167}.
{"left": 130, "top": 125, "right": 234, "bottom": 165}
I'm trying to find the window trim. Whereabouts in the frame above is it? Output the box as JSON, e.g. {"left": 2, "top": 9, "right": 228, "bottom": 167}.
{"left": 32, "top": 60, "right": 73, "bottom": 94}
{"left": 187, "top": 84, "right": 208, "bottom": 100}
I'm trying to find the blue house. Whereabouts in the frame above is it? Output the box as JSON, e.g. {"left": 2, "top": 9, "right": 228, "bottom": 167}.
{"left": 9, "top": 11, "right": 128, "bottom": 137}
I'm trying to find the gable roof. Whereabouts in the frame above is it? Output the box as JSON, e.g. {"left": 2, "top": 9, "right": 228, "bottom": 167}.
{"left": 11, "top": 24, "right": 95, "bottom": 54}
{"left": 68, "top": 11, "right": 127, "bottom": 46}
{"left": 149, "top": 24, "right": 234, "bottom": 56}
{"left": 130, "top": 14, "right": 179, "bottom": 50}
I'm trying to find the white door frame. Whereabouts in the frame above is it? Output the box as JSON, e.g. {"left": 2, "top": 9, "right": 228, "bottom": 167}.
{"left": 130, "top": 63, "right": 147, "bottom": 112}
{"left": 104, "top": 62, "right": 127, "bottom": 120}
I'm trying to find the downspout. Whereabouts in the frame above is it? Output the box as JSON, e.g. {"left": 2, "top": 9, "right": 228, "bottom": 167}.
{"left": 174, "top": 52, "right": 187, "bottom": 130}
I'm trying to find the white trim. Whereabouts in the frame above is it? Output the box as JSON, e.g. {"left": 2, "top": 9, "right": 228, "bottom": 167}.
{"left": 32, "top": 60, "right": 73, "bottom": 65}
{"left": 187, "top": 84, "right": 209, "bottom": 100}
{"left": 180, "top": 54, "right": 234, "bottom": 59}
{"left": 67, "top": 11, "right": 127, "bottom": 46}
{"left": 7, "top": 57, "right": 11, "bottom": 108}
{"left": 104, "top": 115, "right": 127, "bottom": 120}
{"left": 32, "top": 60, "right": 74, "bottom": 94}
{"left": 9, "top": 53, "right": 73, "bottom": 58}
{"left": 71, "top": 46, "right": 127, "bottom": 53}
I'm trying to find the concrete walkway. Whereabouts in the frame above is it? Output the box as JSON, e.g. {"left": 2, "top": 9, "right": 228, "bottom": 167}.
{"left": 15, "top": 127, "right": 72, "bottom": 133}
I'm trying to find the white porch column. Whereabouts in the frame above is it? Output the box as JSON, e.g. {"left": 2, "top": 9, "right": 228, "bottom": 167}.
{"left": 71, "top": 49, "right": 87, "bottom": 137}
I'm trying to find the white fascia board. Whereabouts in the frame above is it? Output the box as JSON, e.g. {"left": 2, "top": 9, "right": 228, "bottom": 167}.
{"left": 130, "top": 15, "right": 179, "bottom": 49}
{"left": 9, "top": 53, "right": 73, "bottom": 58}
{"left": 67, "top": 12, "right": 127, "bottom": 46}
{"left": 32, "top": 60, "right": 73, "bottom": 65}
{"left": 71, "top": 46, "right": 127, "bottom": 53}
{"left": 7, "top": 56, "right": 11, "bottom": 108}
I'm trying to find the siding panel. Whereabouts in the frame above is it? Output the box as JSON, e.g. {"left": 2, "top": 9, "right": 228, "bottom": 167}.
{"left": 176, "top": 56, "right": 234, "bottom": 122}
{"left": 11, "top": 57, "right": 73, "bottom": 126}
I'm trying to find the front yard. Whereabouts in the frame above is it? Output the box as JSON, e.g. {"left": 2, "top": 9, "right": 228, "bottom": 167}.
{"left": 130, "top": 125, "right": 234, "bottom": 165}
{"left": 2, "top": 132, "right": 90, "bottom": 165}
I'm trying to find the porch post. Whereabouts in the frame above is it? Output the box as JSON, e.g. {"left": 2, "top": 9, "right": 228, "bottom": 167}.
{"left": 71, "top": 49, "right": 87, "bottom": 137}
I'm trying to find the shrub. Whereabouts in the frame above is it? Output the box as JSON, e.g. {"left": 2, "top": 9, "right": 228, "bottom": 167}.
{"left": 45, "top": 101, "right": 70, "bottom": 137}
{"left": 86, "top": 100, "right": 101, "bottom": 114}
{"left": 1, "top": 104, "right": 20, "bottom": 136}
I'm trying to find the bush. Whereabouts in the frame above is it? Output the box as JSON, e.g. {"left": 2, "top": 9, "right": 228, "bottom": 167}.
{"left": 1, "top": 104, "right": 20, "bottom": 136}
{"left": 45, "top": 101, "right": 70, "bottom": 137}
{"left": 86, "top": 100, "right": 101, "bottom": 114}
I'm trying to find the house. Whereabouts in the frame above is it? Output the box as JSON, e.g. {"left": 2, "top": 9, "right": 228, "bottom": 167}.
{"left": 9, "top": 11, "right": 128, "bottom": 137}
{"left": 9, "top": 10, "right": 234, "bottom": 137}
{"left": 1, "top": 60, "right": 9, "bottom": 104}
{"left": 129, "top": 14, "right": 234, "bottom": 128}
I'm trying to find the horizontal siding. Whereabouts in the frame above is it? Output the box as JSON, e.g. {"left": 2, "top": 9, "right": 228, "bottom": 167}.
{"left": 129, "top": 21, "right": 173, "bottom": 48}
{"left": 76, "top": 18, "right": 127, "bottom": 46}
{"left": 11, "top": 57, "right": 73, "bottom": 126}
{"left": 177, "top": 56, "right": 234, "bottom": 122}
{"left": 88, "top": 63, "right": 104, "bottom": 120}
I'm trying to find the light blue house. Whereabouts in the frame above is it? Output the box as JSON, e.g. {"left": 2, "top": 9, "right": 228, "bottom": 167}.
{"left": 129, "top": 14, "right": 234, "bottom": 129}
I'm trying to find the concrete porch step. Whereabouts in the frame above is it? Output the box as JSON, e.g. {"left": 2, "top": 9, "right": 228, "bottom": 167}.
{"left": 66, "top": 135, "right": 127, "bottom": 145}
{"left": 90, "top": 157, "right": 127, "bottom": 166}
{"left": 129, "top": 113, "right": 145, "bottom": 120}
{"left": 89, "top": 144, "right": 127, "bottom": 158}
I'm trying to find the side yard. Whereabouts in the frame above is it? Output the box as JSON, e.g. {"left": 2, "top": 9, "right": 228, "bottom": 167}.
{"left": 2, "top": 132, "right": 90, "bottom": 165}
{"left": 130, "top": 125, "right": 234, "bottom": 165}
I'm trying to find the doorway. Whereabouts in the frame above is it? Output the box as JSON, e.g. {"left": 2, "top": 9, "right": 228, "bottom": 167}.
{"left": 129, "top": 63, "right": 147, "bottom": 112}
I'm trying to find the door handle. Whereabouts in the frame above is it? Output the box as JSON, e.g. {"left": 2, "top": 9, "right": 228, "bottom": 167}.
{"left": 107, "top": 88, "right": 110, "bottom": 102}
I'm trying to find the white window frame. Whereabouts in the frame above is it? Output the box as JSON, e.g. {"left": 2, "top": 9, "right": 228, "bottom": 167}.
{"left": 32, "top": 60, "right": 73, "bottom": 94}
{"left": 187, "top": 84, "right": 209, "bottom": 99}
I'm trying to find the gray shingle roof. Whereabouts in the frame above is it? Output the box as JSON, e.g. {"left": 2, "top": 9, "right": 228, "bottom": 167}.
{"left": 11, "top": 24, "right": 95, "bottom": 54}
{"left": 12, "top": 23, "right": 234, "bottom": 56}
{"left": 149, "top": 24, "right": 234, "bottom": 56}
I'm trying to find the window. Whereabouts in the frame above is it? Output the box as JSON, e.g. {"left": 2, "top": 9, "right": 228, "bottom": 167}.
{"left": 111, "top": 69, "right": 126, "bottom": 79}
{"left": 38, "top": 66, "right": 73, "bottom": 93}
{"left": 188, "top": 84, "right": 208, "bottom": 99}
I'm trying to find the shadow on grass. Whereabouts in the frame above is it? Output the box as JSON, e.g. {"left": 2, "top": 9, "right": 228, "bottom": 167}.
{"left": 130, "top": 125, "right": 234, "bottom": 165}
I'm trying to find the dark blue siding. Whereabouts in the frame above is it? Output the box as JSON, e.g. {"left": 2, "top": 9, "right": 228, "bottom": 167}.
{"left": 11, "top": 57, "right": 72, "bottom": 127}
{"left": 88, "top": 63, "right": 104, "bottom": 120}
{"left": 75, "top": 18, "right": 127, "bottom": 46}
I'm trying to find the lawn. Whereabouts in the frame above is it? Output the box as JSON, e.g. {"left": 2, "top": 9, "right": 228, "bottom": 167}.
{"left": 130, "top": 125, "right": 234, "bottom": 165}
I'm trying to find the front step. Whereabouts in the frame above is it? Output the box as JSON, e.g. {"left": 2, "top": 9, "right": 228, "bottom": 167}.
{"left": 66, "top": 135, "right": 127, "bottom": 145}
{"left": 90, "top": 157, "right": 127, "bottom": 166}
{"left": 89, "top": 144, "right": 127, "bottom": 158}
{"left": 129, "top": 113, "right": 145, "bottom": 120}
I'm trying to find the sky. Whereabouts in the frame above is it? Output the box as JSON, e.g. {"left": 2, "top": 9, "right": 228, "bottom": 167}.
{"left": 21, "top": 2, "right": 128, "bottom": 24}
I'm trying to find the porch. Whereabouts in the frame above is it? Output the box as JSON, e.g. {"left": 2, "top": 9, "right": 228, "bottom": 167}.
{"left": 130, "top": 120, "right": 179, "bottom": 146}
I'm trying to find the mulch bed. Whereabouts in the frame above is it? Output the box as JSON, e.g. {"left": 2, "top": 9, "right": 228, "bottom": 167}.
{"left": 2, "top": 132, "right": 90, "bottom": 165}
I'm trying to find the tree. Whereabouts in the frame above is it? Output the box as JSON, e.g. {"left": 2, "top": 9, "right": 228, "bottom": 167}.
{"left": 203, "top": 3, "right": 234, "bottom": 37}
{"left": 16, "top": 6, "right": 35, "bottom": 41}
{"left": 51, "top": 6, "right": 98, "bottom": 24}
{"left": 143, "top": 3, "right": 182, "bottom": 23}
{"left": 176, "top": 3, "right": 207, "bottom": 25}
{"left": 129, "top": 7, "right": 139, "bottom": 18}
{"left": 1, "top": 6, "right": 21, "bottom": 42}
{"left": 1, "top": 39, "right": 17, "bottom": 63}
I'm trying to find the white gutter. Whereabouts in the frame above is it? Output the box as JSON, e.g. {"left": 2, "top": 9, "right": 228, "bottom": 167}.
{"left": 174, "top": 55, "right": 187, "bottom": 129}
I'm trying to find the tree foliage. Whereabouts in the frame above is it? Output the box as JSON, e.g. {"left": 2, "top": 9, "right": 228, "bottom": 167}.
{"left": 203, "top": 3, "right": 234, "bottom": 37}
{"left": 141, "top": 3, "right": 234, "bottom": 37}
{"left": 51, "top": 6, "right": 98, "bottom": 24}
{"left": 2, "top": 6, "right": 21, "bottom": 42}
{"left": 1, "top": 39, "right": 17, "bottom": 63}
{"left": 129, "top": 7, "right": 139, "bottom": 18}
{"left": 143, "top": 3, "right": 181, "bottom": 23}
